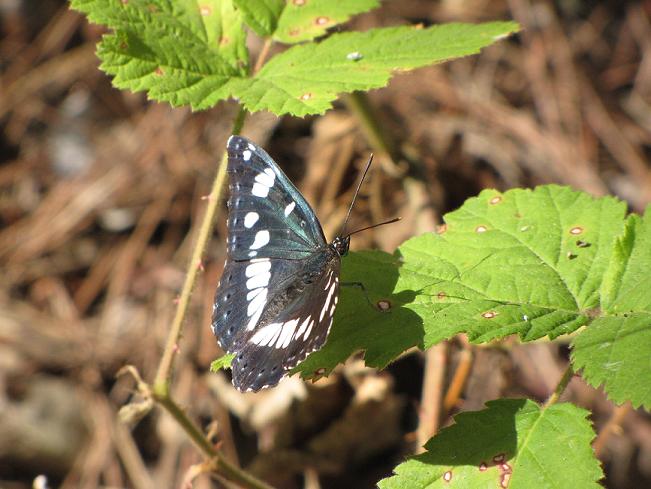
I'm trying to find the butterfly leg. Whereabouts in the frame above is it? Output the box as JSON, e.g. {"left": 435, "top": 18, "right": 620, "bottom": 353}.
{"left": 340, "top": 281, "right": 389, "bottom": 312}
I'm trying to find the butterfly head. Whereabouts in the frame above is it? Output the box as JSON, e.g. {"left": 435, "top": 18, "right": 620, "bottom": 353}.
{"left": 332, "top": 235, "right": 351, "bottom": 257}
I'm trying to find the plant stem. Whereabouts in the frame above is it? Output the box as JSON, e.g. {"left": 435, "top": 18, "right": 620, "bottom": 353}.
{"left": 253, "top": 38, "right": 273, "bottom": 74}
{"left": 154, "top": 393, "right": 274, "bottom": 489}
{"left": 544, "top": 364, "right": 574, "bottom": 408}
{"left": 345, "top": 91, "right": 401, "bottom": 165}
{"left": 153, "top": 105, "right": 247, "bottom": 398}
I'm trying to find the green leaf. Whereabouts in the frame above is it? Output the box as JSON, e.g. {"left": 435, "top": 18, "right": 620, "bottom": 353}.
{"left": 295, "top": 250, "right": 420, "bottom": 378}
{"left": 274, "top": 0, "right": 380, "bottom": 44}
{"left": 210, "top": 353, "right": 236, "bottom": 372}
{"left": 231, "top": 21, "right": 520, "bottom": 116}
{"left": 398, "top": 186, "right": 625, "bottom": 346}
{"left": 234, "top": 0, "right": 379, "bottom": 43}
{"left": 232, "top": 0, "right": 284, "bottom": 37}
{"left": 572, "top": 208, "right": 651, "bottom": 409}
{"left": 297, "top": 185, "right": 626, "bottom": 377}
{"left": 71, "top": 0, "right": 247, "bottom": 109}
{"left": 379, "top": 399, "right": 603, "bottom": 489}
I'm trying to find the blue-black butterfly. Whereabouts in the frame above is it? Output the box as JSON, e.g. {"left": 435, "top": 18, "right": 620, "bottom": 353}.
{"left": 212, "top": 136, "right": 392, "bottom": 392}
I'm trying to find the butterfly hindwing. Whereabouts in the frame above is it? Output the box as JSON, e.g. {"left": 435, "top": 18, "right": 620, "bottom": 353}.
{"left": 230, "top": 255, "right": 340, "bottom": 391}
{"left": 225, "top": 136, "right": 326, "bottom": 261}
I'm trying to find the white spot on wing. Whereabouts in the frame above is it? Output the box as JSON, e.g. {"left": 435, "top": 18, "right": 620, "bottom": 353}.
{"left": 304, "top": 320, "right": 314, "bottom": 339}
{"left": 296, "top": 316, "right": 310, "bottom": 339}
{"left": 244, "top": 212, "right": 259, "bottom": 228}
{"left": 276, "top": 319, "right": 298, "bottom": 349}
{"left": 255, "top": 168, "right": 275, "bottom": 187}
{"left": 320, "top": 282, "right": 337, "bottom": 321}
{"left": 246, "top": 306, "right": 264, "bottom": 331}
{"left": 250, "top": 322, "right": 281, "bottom": 346}
{"left": 284, "top": 201, "right": 296, "bottom": 217}
{"left": 247, "top": 288, "right": 267, "bottom": 317}
{"left": 245, "top": 259, "right": 271, "bottom": 290}
{"left": 245, "top": 259, "right": 271, "bottom": 277}
{"left": 252, "top": 168, "right": 275, "bottom": 197}
{"left": 252, "top": 182, "right": 269, "bottom": 197}
{"left": 249, "top": 230, "right": 270, "bottom": 250}
{"left": 243, "top": 150, "right": 252, "bottom": 161}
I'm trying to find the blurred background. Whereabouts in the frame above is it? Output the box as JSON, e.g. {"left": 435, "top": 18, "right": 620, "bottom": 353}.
{"left": 1, "top": 0, "right": 650, "bottom": 488}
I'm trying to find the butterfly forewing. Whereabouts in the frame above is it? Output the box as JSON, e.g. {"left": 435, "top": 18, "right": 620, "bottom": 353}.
{"left": 225, "top": 136, "right": 326, "bottom": 261}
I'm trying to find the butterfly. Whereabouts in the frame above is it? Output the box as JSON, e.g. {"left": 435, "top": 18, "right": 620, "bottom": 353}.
{"left": 212, "top": 135, "right": 387, "bottom": 392}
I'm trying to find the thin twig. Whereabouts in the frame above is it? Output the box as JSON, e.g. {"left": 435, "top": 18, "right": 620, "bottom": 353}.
{"left": 253, "top": 38, "right": 273, "bottom": 75}
{"left": 543, "top": 364, "right": 574, "bottom": 408}
{"left": 443, "top": 346, "right": 474, "bottom": 413}
{"left": 152, "top": 393, "right": 274, "bottom": 489}
{"left": 416, "top": 344, "right": 446, "bottom": 452}
{"left": 153, "top": 107, "right": 246, "bottom": 397}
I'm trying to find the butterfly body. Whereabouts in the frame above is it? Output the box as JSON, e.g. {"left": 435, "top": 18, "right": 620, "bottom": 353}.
{"left": 212, "top": 136, "right": 349, "bottom": 392}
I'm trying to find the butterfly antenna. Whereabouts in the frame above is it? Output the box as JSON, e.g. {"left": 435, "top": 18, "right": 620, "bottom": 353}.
{"left": 345, "top": 217, "right": 401, "bottom": 238}
{"left": 339, "top": 154, "right": 374, "bottom": 237}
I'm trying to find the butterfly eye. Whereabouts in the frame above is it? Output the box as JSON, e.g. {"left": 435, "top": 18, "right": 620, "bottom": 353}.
{"left": 300, "top": 220, "right": 306, "bottom": 227}
{"left": 224, "top": 310, "right": 231, "bottom": 318}
{"left": 227, "top": 274, "right": 233, "bottom": 282}
{"left": 226, "top": 293, "right": 232, "bottom": 299}
{"left": 228, "top": 326, "right": 234, "bottom": 333}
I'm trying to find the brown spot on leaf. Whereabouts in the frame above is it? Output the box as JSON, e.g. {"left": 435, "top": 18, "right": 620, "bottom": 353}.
{"left": 220, "top": 36, "right": 230, "bottom": 46}
{"left": 300, "top": 93, "right": 312, "bottom": 101}
{"left": 436, "top": 224, "right": 447, "bottom": 234}
{"left": 489, "top": 195, "right": 502, "bottom": 205}
{"left": 293, "top": 0, "right": 306, "bottom": 5}
{"left": 475, "top": 225, "right": 488, "bottom": 233}
{"left": 199, "top": 5, "right": 211, "bottom": 15}
{"left": 482, "top": 311, "right": 498, "bottom": 319}
{"left": 569, "top": 226, "right": 583, "bottom": 235}
{"left": 377, "top": 300, "right": 391, "bottom": 311}
{"left": 443, "top": 471, "right": 452, "bottom": 482}
{"left": 315, "top": 16, "right": 329, "bottom": 25}
{"left": 154, "top": 67, "right": 164, "bottom": 76}
{"left": 147, "top": 4, "right": 158, "bottom": 13}
{"left": 288, "top": 28, "right": 300, "bottom": 36}
{"left": 437, "top": 291, "right": 447, "bottom": 300}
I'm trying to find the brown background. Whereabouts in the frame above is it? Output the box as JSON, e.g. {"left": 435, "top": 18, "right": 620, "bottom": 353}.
{"left": 1, "top": 1, "right": 650, "bottom": 488}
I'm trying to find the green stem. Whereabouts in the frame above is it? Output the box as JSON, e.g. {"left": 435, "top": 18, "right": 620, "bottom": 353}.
{"left": 345, "top": 91, "right": 401, "bottom": 164}
{"left": 544, "top": 364, "right": 574, "bottom": 408}
{"left": 153, "top": 105, "right": 247, "bottom": 398}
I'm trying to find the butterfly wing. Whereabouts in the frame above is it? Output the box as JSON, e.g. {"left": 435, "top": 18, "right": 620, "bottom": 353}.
{"left": 212, "top": 136, "right": 334, "bottom": 382}
{"left": 223, "top": 135, "right": 326, "bottom": 261}
{"left": 230, "top": 255, "right": 340, "bottom": 392}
